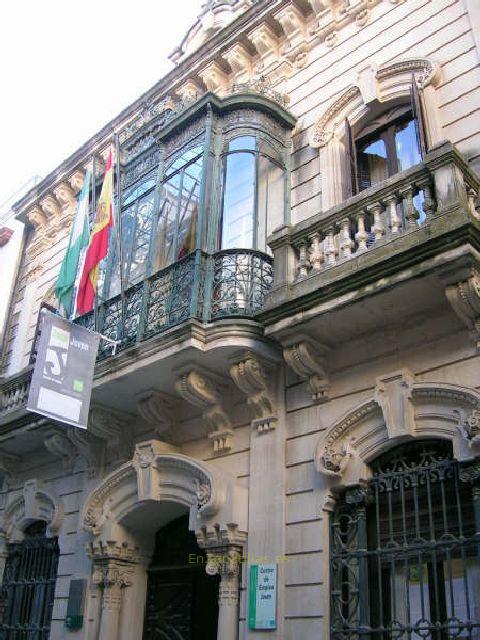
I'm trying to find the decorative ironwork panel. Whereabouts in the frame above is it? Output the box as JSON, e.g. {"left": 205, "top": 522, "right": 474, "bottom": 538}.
{"left": 211, "top": 249, "right": 273, "bottom": 318}
{"left": 123, "top": 283, "right": 143, "bottom": 347}
{"left": 145, "top": 252, "right": 198, "bottom": 337}
{"left": 330, "top": 441, "right": 480, "bottom": 640}
{"left": 98, "top": 295, "right": 122, "bottom": 359}
{"left": 0, "top": 524, "right": 59, "bottom": 640}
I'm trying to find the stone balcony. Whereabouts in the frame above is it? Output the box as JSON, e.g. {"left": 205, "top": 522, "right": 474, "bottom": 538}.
{"left": 259, "top": 141, "right": 480, "bottom": 400}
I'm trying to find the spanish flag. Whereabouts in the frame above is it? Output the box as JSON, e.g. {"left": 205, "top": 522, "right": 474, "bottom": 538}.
{"left": 76, "top": 150, "right": 114, "bottom": 315}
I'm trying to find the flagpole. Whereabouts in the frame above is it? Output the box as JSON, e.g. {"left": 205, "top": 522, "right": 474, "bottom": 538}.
{"left": 91, "top": 154, "right": 98, "bottom": 332}
{"left": 114, "top": 133, "right": 126, "bottom": 338}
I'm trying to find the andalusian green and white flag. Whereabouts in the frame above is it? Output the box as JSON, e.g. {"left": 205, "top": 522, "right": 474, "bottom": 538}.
{"left": 55, "top": 170, "right": 91, "bottom": 315}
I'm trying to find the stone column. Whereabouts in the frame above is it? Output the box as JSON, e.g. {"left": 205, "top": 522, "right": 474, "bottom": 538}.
{"left": 88, "top": 541, "right": 137, "bottom": 640}
{"left": 207, "top": 546, "right": 242, "bottom": 640}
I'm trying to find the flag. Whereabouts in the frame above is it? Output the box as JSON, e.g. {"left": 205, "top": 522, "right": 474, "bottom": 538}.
{"left": 76, "top": 150, "right": 114, "bottom": 315}
{"left": 55, "top": 170, "right": 91, "bottom": 315}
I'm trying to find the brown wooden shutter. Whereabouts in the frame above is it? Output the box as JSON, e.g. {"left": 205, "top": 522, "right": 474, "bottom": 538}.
{"left": 410, "top": 73, "right": 428, "bottom": 158}
{"left": 345, "top": 117, "right": 358, "bottom": 197}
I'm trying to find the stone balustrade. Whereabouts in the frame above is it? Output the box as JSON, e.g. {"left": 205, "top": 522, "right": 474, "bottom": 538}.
{"left": 0, "top": 368, "right": 33, "bottom": 426}
{"left": 266, "top": 141, "right": 480, "bottom": 300}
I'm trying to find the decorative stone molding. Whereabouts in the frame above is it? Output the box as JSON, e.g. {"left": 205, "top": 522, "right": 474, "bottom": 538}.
{"left": 206, "top": 545, "right": 242, "bottom": 598}
{"left": 309, "top": 56, "right": 442, "bottom": 209}
{"left": 198, "top": 61, "right": 229, "bottom": 94}
{"left": 248, "top": 23, "right": 279, "bottom": 60}
{"left": 283, "top": 338, "right": 329, "bottom": 402}
{"left": 40, "top": 195, "right": 61, "bottom": 222}
{"left": 175, "top": 79, "right": 203, "bottom": 104}
{"left": 0, "top": 453, "right": 20, "bottom": 486}
{"left": 68, "top": 170, "right": 85, "bottom": 193}
{"left": 136, "top": 389, "right": 177, "bottom": 437}
{"left": 26, "top": 205, "right": 48, "bottom": 231}
{"left": 43, "top": 429, "right": 77, "bottom": 472}
{"left": 315, "top": 369, "right": 480, "bottom": 482}
{"left": 459, "top": 409, "right": 480, "bottom": 448}
{"left": 89, "top": 405, "right": 134, "bottom": 462}
{"left": 223, "top": 42, "right": 253, "bottom": 83}
{"left": 53, "top": 182, "right": 76, "bottom": 211}
{"left": 230, "top": 352, "right": 277, "bottom": 433}
{"left": 175, "top": 369, "right": 233, "bottom": 452}
{"left": 3, "top": 479, "right": 63, "bottom": 541}
{"left": 445, "top": 269, "right": 480, "bottom": 351}
{"left": 83, "top": 440, "right": 248, "bottom": 545}
{"left": 67, "top": 427, "right": 106, "bottom": 477}
{"left": 208, "top": 428, "right": 234, "bottom": 454}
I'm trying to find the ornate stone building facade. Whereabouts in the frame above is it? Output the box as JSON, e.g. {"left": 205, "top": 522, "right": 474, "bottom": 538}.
{"left": 1, "top": 0, "right": 480, "bottom": 638}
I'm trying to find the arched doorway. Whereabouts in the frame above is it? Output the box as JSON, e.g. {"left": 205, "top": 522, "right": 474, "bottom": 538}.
{"left": 143, "top": 514, "right": 219, "bottom": 639}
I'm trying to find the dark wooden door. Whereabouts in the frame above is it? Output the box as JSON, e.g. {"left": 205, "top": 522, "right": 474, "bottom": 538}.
{"left": 143, "top": 515, "right": 219, "bottom": 640}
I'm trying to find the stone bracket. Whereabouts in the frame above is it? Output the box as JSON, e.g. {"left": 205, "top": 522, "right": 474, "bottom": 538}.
{"left": 283, "top": 337, "right": 330, "bottom": 402}
{"left": 444, "top": 268, "right": 480, "bottom": 351}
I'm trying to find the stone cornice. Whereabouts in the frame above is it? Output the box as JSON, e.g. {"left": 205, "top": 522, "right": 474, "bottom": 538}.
{"left": 13, "top": 0, "right": 389, "bottom": 221}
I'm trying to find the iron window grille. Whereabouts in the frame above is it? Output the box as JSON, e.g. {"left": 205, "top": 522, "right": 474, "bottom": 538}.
{"left": 330, "top": 440, "right": 480, "bottom": 640}
{"left": 0, "top": 521, "right": 59, "bottom": 640}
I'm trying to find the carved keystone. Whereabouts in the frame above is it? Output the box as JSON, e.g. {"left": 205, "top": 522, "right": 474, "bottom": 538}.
{"left": 283, "top": 338, "right": 329, "bottom": 402}
{"left": 175, "top": 370, "right": 233, "bottom": 454}
{"left": 373, "top": 369, "right": 416, "bottom": 440}
{"left": 230, "top": 352, "right": 277, "bottom": 433}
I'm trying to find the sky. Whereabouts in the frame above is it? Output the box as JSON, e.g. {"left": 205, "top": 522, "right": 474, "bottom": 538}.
{"left": 0, "top": 0, "right": 205, "bottom": 211}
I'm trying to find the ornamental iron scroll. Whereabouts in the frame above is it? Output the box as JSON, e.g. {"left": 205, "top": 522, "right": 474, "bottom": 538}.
{"left": 330, "top": 440, "right": 480, "bottom": 640}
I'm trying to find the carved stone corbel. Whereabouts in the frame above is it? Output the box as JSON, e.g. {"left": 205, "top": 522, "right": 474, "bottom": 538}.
{"left": 198, "top": 61, "right": 229, "bottom": 94}
{"left": 26, "top": 205, "right": 47, "bottom": 231}
{"left": 283, "top": 338, "right": 329, "bottom": 402}
{"left": 230, "top": 352, "right": 277, "bottom": 433}
{"left": 458, "top": 409, "right": 480, "bottom": 449}
{"left": 175, "top": 370, "right": 233, "bottom": 454}
{"left": 43, "top": 430, "right": 77, "bottom": 472}
{"left": 223, "top": 43, "right": 253, "bottom": 83}
{"left": 176, "top": 79, "right": 203, "bottom": 103}
{"left": 0, "top": 453, "right": 20, "bottom": 487}
{"left": 136, "top": 390, "right": 177, "bottom": 438}
{"left": 445, "top": 269, "right": 480, "bottom": 350}
{"left": 89, "top": 405, "right": 134, "bottom": 463}
{"left": 67, "top": 427, "right": 106, "bottom": 477}
{"left": 40, "top": 195, "right": 61, "bottom": 221}
{"left": 53, "top": 182, "right": 76, "bottom": 212}
{"left": 68, "top": 170, "right": 85, "bottom": 193}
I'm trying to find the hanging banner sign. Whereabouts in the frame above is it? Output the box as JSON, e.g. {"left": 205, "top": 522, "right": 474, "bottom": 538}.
{"left": 249, "top": 564, "right": 277, "bottom": 630}
{"left": 27, "top": 311, "right": 100, "bottom": 429}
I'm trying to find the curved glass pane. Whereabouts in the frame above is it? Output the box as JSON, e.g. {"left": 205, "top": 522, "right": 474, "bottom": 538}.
{"left": 228, "top": 136, "right": 255, "bottom": 152}
{"left": 258, "top": 157, "right": 284, "bottom": 253}
{"left": 165, "top": 145, "right": 203, "bottom": 179}
{"left": 221, "top": 152, "right": 255, "bottom": 249}
{"left": 153, "top": 152, "right": 204, "bottom": 270}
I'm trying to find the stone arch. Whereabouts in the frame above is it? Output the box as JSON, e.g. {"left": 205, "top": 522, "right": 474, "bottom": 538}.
{"left": 315, "top": 369, "right": 480, "bottom": 486}
{"left": 309, "top": 57, "right": 442, "bottom": 209}
{"left": 2, "top": 479, "right": 63, "bottom": 542}
{"left": 81, "top": 440, "right": 248, "bottom": 640}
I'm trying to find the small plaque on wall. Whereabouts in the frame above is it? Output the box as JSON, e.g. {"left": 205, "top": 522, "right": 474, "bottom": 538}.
{"left": 65, "top": 578, "right": 86, "bottom": 630}
{"left": 249, "top": 564, "right": 277, "bottom": 630}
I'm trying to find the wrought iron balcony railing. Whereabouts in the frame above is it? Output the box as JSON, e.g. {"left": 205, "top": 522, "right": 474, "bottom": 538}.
{"left": 264, "top": 141, "right": 480, "bottom": 315}
{"left": 75, "top": 249, "right": 273, "bottom": 359}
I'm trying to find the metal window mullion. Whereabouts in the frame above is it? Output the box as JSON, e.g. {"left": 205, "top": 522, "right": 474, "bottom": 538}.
{"left": 253, "top": 146, "right": 259, "bottom": 250}
{"left": 172, "top": 167, "right": 185, "bottom": 261}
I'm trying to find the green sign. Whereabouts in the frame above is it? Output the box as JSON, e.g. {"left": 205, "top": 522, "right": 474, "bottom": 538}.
{"left": 249, "top": 564, "right": 277, "bottom": 630}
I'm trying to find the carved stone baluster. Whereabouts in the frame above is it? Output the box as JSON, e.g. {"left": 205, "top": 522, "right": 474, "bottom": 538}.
{"left": 297, "top": 240, "right": 311, "bottom": 278}
{"left": 401, "top": 186, "right": 420, "bottom": 230}
{"left": 418, "top": 179, "right": 435, "bottom": 220}
{"left": 324, "top": 227, "right": 336, "bottom": 266}
{"left": 309, "top": 232, "right": 324, "bottom": 271}
{"left": 338, "top": 217, "right": 353, "bottom": 259}
{"left": 385, "top": 194, "right": 400, "bottom": 235}
{"left": 369, "top": 202, "right": 385, "bottom": 243}
{"left": 355, "top": 210, "right": 368, "bottom": 253}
